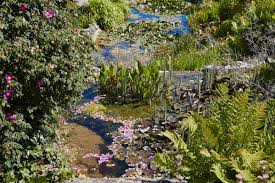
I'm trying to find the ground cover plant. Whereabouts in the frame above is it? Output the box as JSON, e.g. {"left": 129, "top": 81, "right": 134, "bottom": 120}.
{"left": 0, "top": 0, "right": 93, "bottom": 181}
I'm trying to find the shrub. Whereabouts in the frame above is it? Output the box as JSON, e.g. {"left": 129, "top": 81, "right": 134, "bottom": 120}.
{"left": 73, "top": 0, "right": 129, "bottom": 29}
{"left": 156, "top": 84, "right": 275, "bottom": 182}
{"left": 0, "top": 0, "right": 93, "bottom": 181}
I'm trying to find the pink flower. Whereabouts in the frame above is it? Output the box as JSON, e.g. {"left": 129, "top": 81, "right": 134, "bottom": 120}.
{"left": 43, "top": 8, "right": 55, "bottom": 18}
{"left": 19, "top": 3, "right": 28, "bottom": 14}
{"left": 3, "top": 89, "right": 13, "bottom": 100}
{"left": 73, "top": 167, "right": 81, "bottom": 174}
{"left": 5, "top": 73, "right": 14, "bottom": 84}
{"left": 36, "top": 79, "right": 44, "bottom": 87}
{"left": 6, "top": 112, "right": 16, "bottom": 122}
{"left": 82, "top": 153, "right": 99, "bottom": 159}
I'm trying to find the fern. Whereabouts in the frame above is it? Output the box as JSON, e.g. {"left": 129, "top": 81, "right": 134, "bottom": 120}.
{"left": 163, "top": 131, "right": 187, "bottom": 150}
{"left": 156, "top": 85, "right": 275, "bottom": 182}
{"left": 211, "top": 163, "right": 232, "bottom": 183}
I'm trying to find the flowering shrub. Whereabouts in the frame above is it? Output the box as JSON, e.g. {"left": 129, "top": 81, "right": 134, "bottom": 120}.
{"left": 0, "top": 0, "right": 93, "bottom": 181}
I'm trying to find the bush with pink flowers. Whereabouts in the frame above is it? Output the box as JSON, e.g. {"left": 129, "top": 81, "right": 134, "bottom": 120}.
{"left": 0, "top": 0, "right": 93, "bottom": 181}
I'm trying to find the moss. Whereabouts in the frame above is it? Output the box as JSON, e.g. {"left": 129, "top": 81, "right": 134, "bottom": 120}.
{"left": 83, "top": 102, "right": 156, "bottom": 120}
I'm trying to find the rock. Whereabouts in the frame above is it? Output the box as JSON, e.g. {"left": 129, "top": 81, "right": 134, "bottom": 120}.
{"left": 271, "top": 84, "right": 275, "bottom": 98}
{"left": 76, "top": 0, "right": 89, "bottom": 6}
{"left": 81, "top": 23, "right": 102, "bottom": 44}
{"left": 62, "top": 177, "right": 182, "bottom": 183}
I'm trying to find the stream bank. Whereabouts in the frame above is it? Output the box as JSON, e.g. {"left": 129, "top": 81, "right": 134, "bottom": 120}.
{"left": 66, "top": 0, "right": 191, "bottom": 179}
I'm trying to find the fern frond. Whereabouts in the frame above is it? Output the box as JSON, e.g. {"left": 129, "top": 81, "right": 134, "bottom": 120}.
{"left": 238, "top": 170, "right": 258, "bottom": 183}
{"left": 239, "top": 149, "right": 266, "bottom": 171}
{"left": 155, "top": 153, "right": 177, "bottom": 172}
{"left": 181, "top": 114, "right": 197, "bottom": 137}
{"left": 201, "top": 119, "right": 218, "bottom": 149}
{"left": 200, "top": 149, "right": 211, "bottom": 157}
{"left": 211, "top": 163, "right": 231, "bottom": 183}
{"left": 163, "top": 131, "right": 187, "bottom": 150}
{"left": 215, "top": 83, "right": 230, "bottom": 99}
{"left": 229, "top": 157, "right": 241, "bottom": 172}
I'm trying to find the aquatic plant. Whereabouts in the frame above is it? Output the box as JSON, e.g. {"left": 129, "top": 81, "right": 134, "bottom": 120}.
{"left": 104, "top": 20, "right": 179, "bottom": 49}
{"left": 138, "top": 0, "right": 193, "bottom": 14}
{"left": 98, "top": 62, "right": 161, "bottom": 104}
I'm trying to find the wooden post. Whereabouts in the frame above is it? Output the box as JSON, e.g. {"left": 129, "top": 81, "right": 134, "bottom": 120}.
{"left": 201, "top": 67, "right": 217, "bottom": 91}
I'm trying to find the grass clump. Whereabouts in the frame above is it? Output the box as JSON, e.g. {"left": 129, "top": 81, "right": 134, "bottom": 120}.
{"left": 172, "top": 45, "right": 225, "bottom": 71}
{"left": 156, "top": 35, "right": 227, "bottom": 71}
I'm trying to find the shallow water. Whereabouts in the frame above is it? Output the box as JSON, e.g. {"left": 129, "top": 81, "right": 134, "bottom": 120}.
{"left": 129, "top": 7, "right": 190, "bottom": 36}
{"left": 64, "top": 122, "right": 128, "bottom": 178}
{"left": 93, "top": 8, "right": 190, "bottom": 64}
{"left": 67, "top": 4, "right": 192, "bottom": 178}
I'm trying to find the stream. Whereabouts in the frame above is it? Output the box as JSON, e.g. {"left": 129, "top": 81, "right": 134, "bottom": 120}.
{"left": 66, "top": 1, "right": 191, "bottom": 178}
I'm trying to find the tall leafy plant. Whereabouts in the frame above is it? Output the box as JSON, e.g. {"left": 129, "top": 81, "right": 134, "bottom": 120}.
{"left": 156, "top": 84, "right": 275, "bottom": 182}
{"left": 98, "top": 62, "right": 161, "bottom": 103}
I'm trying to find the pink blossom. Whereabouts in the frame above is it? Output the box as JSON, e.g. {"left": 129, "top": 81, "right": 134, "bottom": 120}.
{"left": 6, "top": 112, "right": 16, "bottom": 122}
{"left": 82, "top": 153, "right": 99, "bottom": 159}
{"left": 82, "top": 153, "right": 114, "bottom": 165}
{"left": 19, "top": 3, "right": 28, "bottom": 14}
{"left": 73, "top": 167, "right": 81, "bottom": 174}
{"left": 36, "top": 79, "right": 44, "bottom": 87}
{"left": 3, "top": 89, "right": 13, "bottom": 100}
{"left": 43, "top": 8, "right": 55, "bottom": 18}
{"left": 98, "top": 153, "right": 113, "bottom": 165}
{"left": 118, "top": 125, "right": 134, "bottom": 142}
{"left": 5, "top": 73, "right": 14, "bottom": 84}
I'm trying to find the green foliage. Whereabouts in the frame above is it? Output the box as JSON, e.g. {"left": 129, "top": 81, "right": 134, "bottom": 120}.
{"left": 256, "top": 62, "right": 275, "bottom": 81}
{"left": 0, "top": 0, "right": 93, "bottom": 181}
{"left": 98, "top": 62, "right": 161, "bottom": 104}
{"left": 71, "top": 0, "right": 129, "bottom": 29}
{"left": 190, "top": 0, "right": 275, "bottom": 34}
{"left": 156, "top": 35, "right": 227, "bottom": 71}
{"left": 138, "top": 0, "right": 190, "bottom": 14}
{"left": 189, "top": 0, "right": 275, "bottom": 54}
{"left": 156, "top": 84, "right": 275, "bottom": 182}
{"left": 108, "top": 20, "right": 178, "bottom": 48}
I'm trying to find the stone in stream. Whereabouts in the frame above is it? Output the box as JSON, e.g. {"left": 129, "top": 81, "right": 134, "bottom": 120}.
{"left": 82, "top": 23, "right": 102, "bottom": 44}
{"left": 62, "top": 178, "right": 184, "bottom": 183}
{"left": 76, "top": 0, "right": 89, "bottom": 6}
